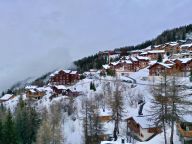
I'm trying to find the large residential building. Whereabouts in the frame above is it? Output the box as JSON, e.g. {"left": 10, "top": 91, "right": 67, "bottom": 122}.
{"left": 49, "top": 70, "right": 80, "bottom": 85}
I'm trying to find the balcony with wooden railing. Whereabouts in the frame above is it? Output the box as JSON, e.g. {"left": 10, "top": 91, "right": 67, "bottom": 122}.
{"left": 177, "top": 123, "right": 192, "bottom": 138}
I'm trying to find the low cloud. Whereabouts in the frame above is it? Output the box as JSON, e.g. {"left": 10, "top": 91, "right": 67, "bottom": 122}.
{"left": 0, "top": 0, "right": 192, "bottom": 92}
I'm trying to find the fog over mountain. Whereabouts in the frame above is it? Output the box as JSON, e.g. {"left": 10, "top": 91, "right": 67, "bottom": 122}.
{"left": 0, "top": 0, "right": 192, "bottom": 92}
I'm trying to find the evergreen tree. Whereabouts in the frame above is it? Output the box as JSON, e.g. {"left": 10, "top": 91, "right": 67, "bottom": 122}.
{"left": 90, "top": 82, "right": 93, "bottom": 90}
{"left": 157, "top": 54, "right": 163, "bottom": 62}
{"left": 92, "top": 82, "right": 96, "bottom": 91}
{"left": 0, "top": 119, "right": 3, "bottom": 144}
{"left": 15, "top": 97, "right": 40, "bottom": 144}
{"left": 3, "top": 110, "right": 18, "bottom": 144}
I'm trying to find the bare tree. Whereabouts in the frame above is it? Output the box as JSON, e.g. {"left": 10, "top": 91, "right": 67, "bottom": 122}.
{"left": 107, "top": 80, "right": 124, "bottom": 141}
{"left": 149, "top": 74, "right": 169, "bottom": 144}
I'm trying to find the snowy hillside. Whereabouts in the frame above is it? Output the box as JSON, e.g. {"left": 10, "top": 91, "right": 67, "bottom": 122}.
{"left": 2, "top": 66, "right": 192, "bottom": 144}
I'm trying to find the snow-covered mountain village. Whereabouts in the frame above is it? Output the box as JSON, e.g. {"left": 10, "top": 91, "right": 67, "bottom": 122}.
{"left": 1, "top": 1, "right": 192, "bottom": 144}
{"left": 1, "top": 36, "right": 192, "bottom": 144}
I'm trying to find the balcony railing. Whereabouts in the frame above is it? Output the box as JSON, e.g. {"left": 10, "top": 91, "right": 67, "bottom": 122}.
{"left": 177, "top": 123, "right": 192, "bottom": 138}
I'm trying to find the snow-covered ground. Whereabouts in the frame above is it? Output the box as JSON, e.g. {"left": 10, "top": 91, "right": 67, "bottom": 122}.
{"left": 2, "top": 67, "right": 192, "bottom": 144}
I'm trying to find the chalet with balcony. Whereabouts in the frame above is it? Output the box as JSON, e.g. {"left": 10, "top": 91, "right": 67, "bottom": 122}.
{"left": 131, "top": 50, "right": 143, "bottom": 57}
{"left": 147, "top": 50, "right": 165, "bottom": 60}
{"left": 49, "top": 70, "right": 80, "bottom": 85}
{"left": 174, "top": 58, "right": 192, "bottom": 76}
{"left": 148, "top": 62, "right": 174, "bottom": 76}
{"left": 127, "top": 116, "right": 161, "bottom": 142}
{"left": 136, "top": 56, "right": 149, "bottom": 69}
{"left": 177, "top": 115, "right": 192, "bottom": 144}
{"left": 130, "top": 57, "right": 140, "bottom": 71}
{"left": 26, "top": 89, "right": 46, "bottom": 100}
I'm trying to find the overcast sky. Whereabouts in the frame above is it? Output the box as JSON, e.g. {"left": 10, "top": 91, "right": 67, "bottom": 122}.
{"left": 0, "top": 0, "right": 192, "bottom": 92}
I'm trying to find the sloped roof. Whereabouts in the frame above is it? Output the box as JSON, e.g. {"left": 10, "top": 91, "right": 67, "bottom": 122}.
{"left": 130, "top": 116, "right": 155, "bottom": 129}
{"left": 148, "top": 62, "right": 173, "bottom": 69}
{"left": 148, "top": 50, "right": 165, "bottom": 54}
{"left": 136, "top": 56, "right": 149, "bottom": 60}
{"left": 102, "top": 64, "right": 110, "bottom": 69}
{"left": 0, "top": 94, "right": 13, "bottom": 101}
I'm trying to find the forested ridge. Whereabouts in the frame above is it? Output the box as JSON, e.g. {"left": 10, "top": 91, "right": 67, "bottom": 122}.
{"left": 74, "top": 24, "right": 192, "bottom": 72}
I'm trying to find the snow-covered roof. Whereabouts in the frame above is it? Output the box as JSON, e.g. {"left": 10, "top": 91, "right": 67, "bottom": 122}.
{"left": 144, "top": 45, "right": 152, "bottom": 50}
{"left": 140, "top": 52, "right": 148, "bottom": 55}
{"left": 111, "top": 61, "right": 119, "bottom": 66}
{"left": 182, "top": 114, "right": 192, "bottom": 123}
{"left": 153, "top": 45, "right": 162, "bottom": 48}
{"left": 121, "top": 60, "right": 132, "bottom": 64}
{"left": 166, "top": 42, "right": 178, "bottom": 46}
{"left": 29, "top": 89, "right": 36, "bottom": 93}
{"left": 50, "top": 70, "right": 59, "bottom": 77}
{"left": 137, "top": 56, "right": 149, "bottom": 60}
{"left": 130, "top": 56, "right": 138, "bottom": 62}
{"left": 55, "top": 85, "right": 67, "bottom": 90}
{"left": 148, "top": 62, "right": 173, "bottom": 69}
{"left": 63, "top": 70, "right": 71, "bottom": 73}
{"left": 70, "top": 71, "right": 78, "bottom": 74}
{"left": 131, "top": 50, "right": 143, "bottom": 53}
{"left": 0, "top": 94, "right": 13, "bottom": 101}
{"left": 132, "top": 116, "right": 155, "bottom": 129}
{"left": 180, "top": 43, "right": 192, "bottom": 48}
{"left": 102, "top": 64, "right": 110, "bottom": 70}
{"left": 101, "top": 140, "right": 130, "bottom": 144}
{"left": 177, "top": 58, "right": 192, "bottom": 64}
{"left": 148, "top": 50, "right": 165, "bottom": 54}
{"left": 50, "top": 70, "right": 72, "bottom": 77}
{"left": 25, "top": 85, "right": 37, "bottom": 89}
{"left": 99, "top": 109, "right": 112, "bottom": 117}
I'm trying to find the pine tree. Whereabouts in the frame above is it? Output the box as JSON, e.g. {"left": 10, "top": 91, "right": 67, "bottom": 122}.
{"left": 0, "top": 119, "right": 3, "bottom": 144}
{"left": 92, "top": 82, "right": 96, "bottom": 91}
{"left": 90, "top": 82, "right": 93, "bottom": 90}
{"left": 107, "top": 80, "right": 124, "bottom": 141}
{"left": 3, "top": 110, "right": 18, "bottom": 144}
{"left": 157, "top": 54, "right": 162, "bottom": 62}
{"left": 15, "top": 97, "right": 40, "bottom": 144}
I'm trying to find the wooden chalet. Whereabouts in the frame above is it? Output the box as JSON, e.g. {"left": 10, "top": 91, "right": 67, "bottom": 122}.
{"left": 127, "top": 116, "right": 161, "bottom": 142}
{"left": 173, "top": 58, "right": 192, "bottom": 76}
{"left": 131, "top": 50, "right": 143, "bottom": 57}
{"left": 166, "top": 43, "right": 180, "bottom": 54}
{"left": 130, "top": 57, "right": 140, "bottom": 71}
{"left": 51, "top": 85, "right": 80, "bottom": 97}
{"left": 177, "top": 115, "right": 192, "bottom": 144}
{"left": 147, "top": 50, "right": 165, "bottom": 60}
{"left": 49, "top": 70, "right": 80, "bottom": 85}
{"left": 136, "top": 56, "right": 149, "bottom": 69}
{"left": 148, "top": 62, "right": 175, "bottom": 76}
{"left": 26, "top": 89, "right": 46, "bottom": 100}
{"left": 0, "top": 94, "right": 15, "bottom": 103}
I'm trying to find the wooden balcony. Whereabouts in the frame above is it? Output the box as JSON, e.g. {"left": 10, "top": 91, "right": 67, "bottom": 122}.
{"left": 177, "top": 123, "right": 192, "bottom": 138}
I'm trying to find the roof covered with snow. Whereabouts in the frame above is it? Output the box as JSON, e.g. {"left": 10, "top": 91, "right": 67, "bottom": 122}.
{"left": 182, "top": 114, "right": 192, "bottom": 123}
{"left": 180, "top": 43, "right": 192, "bottom": 48}
{"left": 50, "top": 70, "right": 78, "bottom": 77}
{"left": 136, "top": 56, "right": 149, "bottom": 60}
{"left": 55, "top": 85, "right": 67, "bottom": 90}
{"left": 148, "top": 50, "right": 165, "bottom": 54}
{"left": 132, "top": 116, "right": 155, "bottom": 129}
{"left": 103, "top": 64, "right": 110, "bottom": 70}
{"left": 177, "top": 58, "right": 192, "bottom": 63}
{"left": 148, "top": 62, "right": 173, "bottom": 69}
{"left": 0, "top": 94, "right": 13, "bottom": 101}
